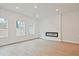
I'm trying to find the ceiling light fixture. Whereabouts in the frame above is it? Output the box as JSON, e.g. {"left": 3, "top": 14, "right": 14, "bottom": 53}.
{"left": 34, "top": 5, "right": 38, "bottom": 8}
{"left": 56, "top": 9, "right": 59, "bottom": 12}
{"left": 16, "top": 7, "right": 20, "bottom": 9}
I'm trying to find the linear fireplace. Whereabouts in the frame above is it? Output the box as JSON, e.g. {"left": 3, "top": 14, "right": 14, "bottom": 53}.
{"left": 45, "top": 32, "right": 58, "bottom": 37}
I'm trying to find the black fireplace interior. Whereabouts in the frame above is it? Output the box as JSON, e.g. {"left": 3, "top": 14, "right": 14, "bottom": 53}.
{"left": 45, "top": 32, "right": 58, "bottom": 37}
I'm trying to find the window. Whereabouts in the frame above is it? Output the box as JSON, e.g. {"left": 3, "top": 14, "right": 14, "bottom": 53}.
{"left": 16, "top": 20, "right": 25, "bottom": 36}
{"left": 0, "top": 17, "right": 8, "bottom": 38}
{"left": 0, "top": 18, "right": 8, "bottom": 29}
{"left": 28, "top": 24, "right": 35, "bottom": 35}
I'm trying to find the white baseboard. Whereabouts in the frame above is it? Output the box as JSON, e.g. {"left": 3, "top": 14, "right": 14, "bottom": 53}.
{"left": 63, "top": 40, "right": 79, "bottom": 44}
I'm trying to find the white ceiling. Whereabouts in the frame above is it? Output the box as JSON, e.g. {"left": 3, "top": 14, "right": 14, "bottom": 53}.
{"left": 0, "top": 3, "right": 79, "bottom": 19}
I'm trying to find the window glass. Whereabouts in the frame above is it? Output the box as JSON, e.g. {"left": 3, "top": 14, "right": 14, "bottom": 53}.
{"left": 0, "top": 17, "right": 8, "bottom": 38}
{"left": 0, "top": 18, "right": 8, "bottom": 29}
{"left": 16, "top": 20, "right": 25, "bottom": 36}
{"left": 28, "top": 24, "right": 35, "bottom": 35}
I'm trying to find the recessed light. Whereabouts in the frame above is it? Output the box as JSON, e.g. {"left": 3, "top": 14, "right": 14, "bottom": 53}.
{"left": 36, "top": 14, "right": 39, "bottom": 18}
{"left": 34, "top": 5, "right": 38, "bottom": 8}
{"left": 16, "top": 7, "right": 20, "bottom": 9}
{"left": 56, "top": 9, "right": 59, "bottom": 12}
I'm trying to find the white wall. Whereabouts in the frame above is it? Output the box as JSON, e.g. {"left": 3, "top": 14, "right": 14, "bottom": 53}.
{"left": 39, "top": 14, "right": 61, "bottom": 41}
{"left": 62, "top": 11, "right": 79, "bottom": 44}
{"left": 0, "top": 8, "right": 39, "bottom": 46}
{"left": 39, "top": 10, "right": 79, "bottom": 44}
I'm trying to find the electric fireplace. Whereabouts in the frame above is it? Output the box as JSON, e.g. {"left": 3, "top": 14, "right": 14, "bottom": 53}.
{"left": 45, "top": 32, "right": 58, "bottom": 37}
